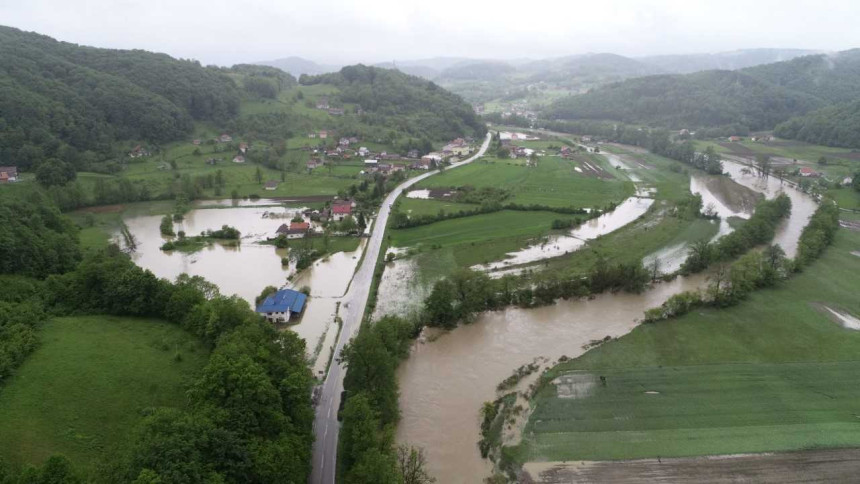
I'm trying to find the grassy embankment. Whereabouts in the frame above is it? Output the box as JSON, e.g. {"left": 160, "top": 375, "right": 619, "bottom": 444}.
{"left": 509, "top": 227, "right": 860, "bottom": 464}
{"left": 0, "top": 316, "right": 208, "bottom": 473}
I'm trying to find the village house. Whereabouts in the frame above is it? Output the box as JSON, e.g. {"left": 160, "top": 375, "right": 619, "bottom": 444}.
{"left": 264, "top": 181, "right": 278, "bottom": 191}
{"left": 0, "top": 166, "right": 18, "bottom": 183}
{"left": 220, "top": 133, "right": 233, "bottom": 143}
{"left": 728, "top": 136, "right": 742, "bottom": 142}
{"left": 239, "top": 142, "right": 248, "bottom": 154}
{"left": 192, "top": 139, "right": 201, "bottom": 146}
{"left": 316, "top": 97, "right": 329, "bottom": 110}
{"left": 339, "top": 137, "right": 350, "bottom": 147}
{"left": 128, "top": 145, "right": 149, "bottom": 158}
{"left": 364, "top": 159, "right": 378, "bottom": 171}
{"left": 255, "top": 288, "right": 307, "bottom": 323}
{"left": 799, "top": 167, "right": 820, "bottom": 177}
{"left": 319, "top": 130, "right": 328, "bottom": 139}
{"left": 331, "top": 200, "right": 353, "bottom": 221}
{"left": 308, "top": 132, "right": 317, "bottom": 139}
{"left": 349, "top": 136, "right": 359, "bottom": 144}
{"left": 233, "top": 155, "right": 245, "bottom": 163}
{"left": 327, "top": 108, "right": 345, "bottom": 116}
{"left": 306, "top": 159, "right": 323, "bottom": 170}
{"left": 407, "top": 149, "right": 419, "bottom": 159}
{"left": 358, "top": 147, "right": 370, "bottom": 157}
{"left": 276, "top": 221, "right": 310, "bottom": 239}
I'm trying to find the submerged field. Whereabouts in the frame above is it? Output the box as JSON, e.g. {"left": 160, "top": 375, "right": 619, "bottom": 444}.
{"left": 510, "top": 228, "right": 860, "bottom": 465}
{"left": 0, "top": 316, "right": 208, "bottom": 472}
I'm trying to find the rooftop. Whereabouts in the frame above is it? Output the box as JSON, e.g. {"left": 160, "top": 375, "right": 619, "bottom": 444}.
{"left": 256, "top": 289, "right": 307, "bottom": 315}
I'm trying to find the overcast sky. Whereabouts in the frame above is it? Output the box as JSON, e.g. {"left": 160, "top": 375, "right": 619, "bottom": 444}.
{"left": 1, "top": 0, "right": 858, "bottom": 65}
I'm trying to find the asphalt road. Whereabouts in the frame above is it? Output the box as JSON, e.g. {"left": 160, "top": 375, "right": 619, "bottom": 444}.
{"left": 309, "top": 132, "right": 492, "bottom": 484}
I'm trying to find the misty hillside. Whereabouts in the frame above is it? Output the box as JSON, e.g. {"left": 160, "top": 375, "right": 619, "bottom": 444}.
{"left": 640, "top": 48, "right": 817, "bottom": 74}
{"left": 437, "top": 61, "right": 518, "bottom": 81}
{"left": 256, "top": 56, "right": 340, "bottom": 77}
{"left": 545, "top": 50, "right": 860, "bottom": 140}
{"left": 300, "top": 64, "right": 486, "bottom": 140}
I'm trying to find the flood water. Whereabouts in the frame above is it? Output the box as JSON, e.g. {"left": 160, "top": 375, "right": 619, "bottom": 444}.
{"left": 475, "top": 196, "right": 654, "bottom": 272}
{"left": 395, "top": 156, "right": 819, "bottom": 483}
{"left": 118, "top": 200, "right": 365, "bottom": 368}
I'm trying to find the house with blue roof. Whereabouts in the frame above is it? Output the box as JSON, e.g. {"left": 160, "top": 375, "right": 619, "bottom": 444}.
{"left": 255, "top": 288, "right": 307, "bottom": 323}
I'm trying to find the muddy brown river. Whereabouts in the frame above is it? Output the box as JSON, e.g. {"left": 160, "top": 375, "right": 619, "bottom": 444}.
{"left": 395, "top": 158, "right": 818, "bottom": 483}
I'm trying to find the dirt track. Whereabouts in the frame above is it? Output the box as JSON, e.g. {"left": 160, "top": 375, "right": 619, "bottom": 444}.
{"left": 521, "top": 448, "right": 860, "bottom": 483}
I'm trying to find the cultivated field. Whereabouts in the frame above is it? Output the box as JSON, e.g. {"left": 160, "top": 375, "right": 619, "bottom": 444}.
{"left": 510, "top": 228, "right": 860, "bottom": 465}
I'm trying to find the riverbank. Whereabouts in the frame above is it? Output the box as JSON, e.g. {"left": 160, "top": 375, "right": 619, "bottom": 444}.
{"left": 511, "top": 227, "right": 860, "bottom": 478}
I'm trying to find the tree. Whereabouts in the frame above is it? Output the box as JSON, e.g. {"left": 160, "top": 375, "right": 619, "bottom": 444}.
{"left": 755, "top": 154, "right": 772, "bottom": 178}
{"left": 424, "top": 279, "right": 457, "bottom": 328}
{"left": 255, "top": 166, "right": 263, "bottom": 184}
{"left": 339, "top": 215, "right": 358, "bottom": 234}
{"left": 160, "top": 215, "right": 175, "bottom": 236}
{"left": 397, "top": 445, "right": 436, "bottom": 484}
{"left": 35, "top": 159, "right": 76, "bottom": 187}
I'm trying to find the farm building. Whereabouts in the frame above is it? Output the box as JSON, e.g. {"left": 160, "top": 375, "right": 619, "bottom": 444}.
{"left": 255, "top": 288, "right": 307, "bottom": 323}
{"left": 0, "top": 166, "right": 18, "bottom": 183}
{"left": 264, "top": 181, "right": 278, "bottom": 191}
{"left": 276, "top": 222, "right": 310, "bottom": 239}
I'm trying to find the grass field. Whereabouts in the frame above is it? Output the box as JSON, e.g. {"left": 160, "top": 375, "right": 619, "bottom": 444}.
{"left": 0, "top": 316, "right": 208, "bottom": 472}
{"left": 397, "top": 197, "right": 477, "bottom": 217}
{"left": 537, "top": 204, "right": 719, "bottom": 278}
{"left": 510, "top": 228, "right": 860, "bottom": 464}
{"left": 416, "top": 156, "right": 635, "bottom": 208}
{"left": 390, "top": 210, "right": 570, "bottom": 267}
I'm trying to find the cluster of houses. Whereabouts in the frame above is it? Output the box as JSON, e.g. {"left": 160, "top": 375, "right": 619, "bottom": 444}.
{"left": 314, "top": 97, "right": 345, "bottom": 116}
{"left": 0, "top": 166, "right": 18, "bottom": 183}
{"left": 271, "top": 200, "right": 356, "bottom": 240}
{"left": 363, "top": 159, "right": 407, "bottom": 175}
{"left": 727, "top": 135, "right": 776, "bottom": 143}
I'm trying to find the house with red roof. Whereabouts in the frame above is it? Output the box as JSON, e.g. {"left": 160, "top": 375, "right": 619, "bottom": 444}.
{"left": 331, "top": 200, "right": 353, "bottom": 221}
{"left": 799, "top": 167, "right": 820, "bottom": 177}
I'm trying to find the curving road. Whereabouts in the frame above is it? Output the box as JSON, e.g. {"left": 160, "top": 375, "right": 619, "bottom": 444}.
{"left": 309, "top": 132, "right": 492, "bottom": 484}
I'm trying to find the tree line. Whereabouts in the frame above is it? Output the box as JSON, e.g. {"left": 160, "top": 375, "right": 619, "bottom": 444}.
{"left": 681, "top": 194, "right": 792, "bottom": 274}
{"left": 0, "top": 194, "right": 315, "bottom": 482}
{"left": 645, "top": 201, "right": 840, "bottom": 322}
{"left": 339, "top": 315, "right": 436, "bottom": 483}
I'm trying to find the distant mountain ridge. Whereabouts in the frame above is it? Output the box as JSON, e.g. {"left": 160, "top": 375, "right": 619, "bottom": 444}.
{"left": 255, "top": 56, "right": 340, "bottom": 77}
{"left": 638, "top": 48, "right": 819, "bottom": 74}
{"left": 544, "top": 49, "right": 860, "bottom": 146}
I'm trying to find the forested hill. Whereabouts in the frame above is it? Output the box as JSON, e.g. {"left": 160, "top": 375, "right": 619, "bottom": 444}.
{"left": 544, "top": 50, "right": 860, "bottom": 140}
{"left": 300, "top": 65, "right": 486, "bottom": 140}
{"left": 775, "top": 99, "right": 860, "bottom": 148}
{"left": 0, "top": 26, "right": 240, "bottom": 170}
{"left": 545, "top": 70, "right": 822, "bottom": 131}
